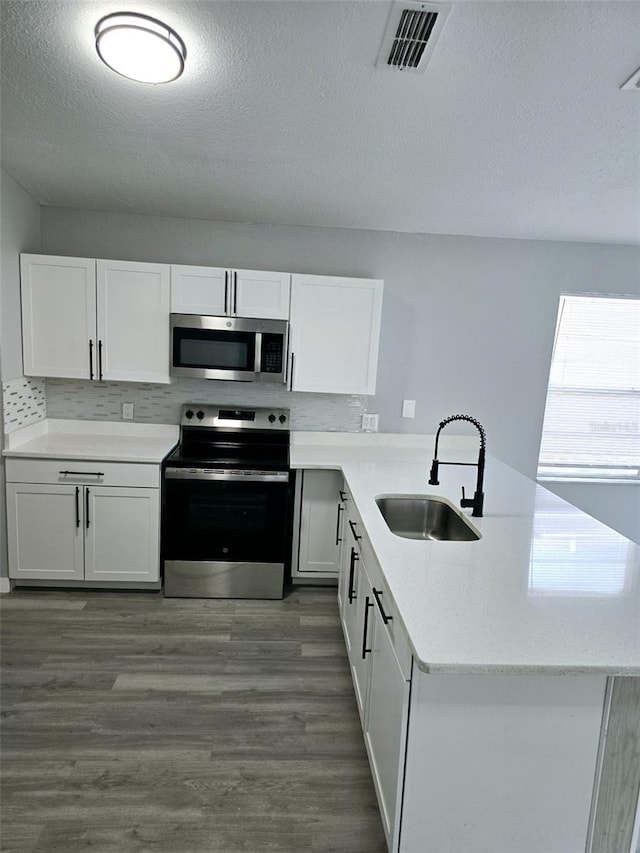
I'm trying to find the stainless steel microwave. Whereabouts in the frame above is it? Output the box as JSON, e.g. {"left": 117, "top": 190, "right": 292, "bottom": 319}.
{"left": 170, "top": 314, "right": 289, "bottom": 383}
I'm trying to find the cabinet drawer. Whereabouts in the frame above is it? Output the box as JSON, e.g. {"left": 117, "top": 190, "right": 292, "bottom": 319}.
{"left": 5, "top": 458, "right": 160, "bottom": 488}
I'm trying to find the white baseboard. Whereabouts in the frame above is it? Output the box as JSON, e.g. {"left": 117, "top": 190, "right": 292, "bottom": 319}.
{"left": 0, "top": 577, "right": 11, "bottom": 594}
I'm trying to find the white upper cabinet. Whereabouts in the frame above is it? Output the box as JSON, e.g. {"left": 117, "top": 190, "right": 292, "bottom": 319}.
{"left": 170, "top": 265, "right": 227, "bottom": 315}
{"left": 20, "top": 255, "right": 170, "bottom": 384}
{"left": 97, "top": 260, "right": 170, "bottom": 383}
{"left": 233, "top": 269, "right": 290, "bottom": 319}
{"left": 171, "top": 265, "right": 290, "bottom": 320}
{"left": 21, "top": 255, "right": 96, "bottom": 379}
{"left": 289, "top": 274, "right": 384, "bottom": 394}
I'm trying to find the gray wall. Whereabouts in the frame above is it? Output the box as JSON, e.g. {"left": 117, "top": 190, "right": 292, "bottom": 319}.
{"left": 0, "top": 202, "right": 635, "bottom": 541}
{"left": 40, "top": 206, "right": 640, "bottom": 479}
{"left": 1, "top": 169, "right": 41, "bottom": 381}
{"left": 0, "top": 168, "right": 41, "bottom": 580}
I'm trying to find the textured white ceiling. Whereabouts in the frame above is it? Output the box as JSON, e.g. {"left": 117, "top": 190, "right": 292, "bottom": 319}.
{"left": 1, "top": 0, "right": 639, "bottom": 244}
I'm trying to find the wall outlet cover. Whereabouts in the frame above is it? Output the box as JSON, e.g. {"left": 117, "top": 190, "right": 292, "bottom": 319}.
{"left": 122, "top": 403, "right": 134, "bottom": 420}
{"left": 402, "top": 399, "right": 416, "bottom": 418}
{"left": 362, "top": 413, "right": 379, "bottom": 432}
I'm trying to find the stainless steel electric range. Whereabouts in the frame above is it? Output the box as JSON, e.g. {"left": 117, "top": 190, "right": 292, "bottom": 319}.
{"left": 162, "top": 404, "right": 292, "bottom": 599}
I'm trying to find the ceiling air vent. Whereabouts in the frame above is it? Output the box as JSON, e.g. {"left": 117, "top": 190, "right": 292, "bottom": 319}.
{"left": 376, "top": 1, "right": 451, "bottom": 73}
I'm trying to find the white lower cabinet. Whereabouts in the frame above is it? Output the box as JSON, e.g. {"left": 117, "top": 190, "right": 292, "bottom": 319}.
{"left": 6, "top": 459, "right": 160, "bottom": 585}
{"left": 338, "top": 501, "right": 412, "bottom": 850}
{"left": 84, "top": 487, "right": 159, "bottom": 583}
{"left": 338, "top": 497, "right": 607, "bottom": 853}
{"left": 6, "top": 484, "right": 85, "bottom": 581}
{"left": 291, "top": 470, "right": 344, "bottom": 582}
{"left": 365, "top": 599, "right": 411, "bottom": 847}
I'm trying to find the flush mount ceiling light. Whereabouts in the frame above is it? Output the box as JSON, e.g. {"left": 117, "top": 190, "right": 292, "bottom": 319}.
{"left": 95, "top": 12, "right": 186, "bottom": 84}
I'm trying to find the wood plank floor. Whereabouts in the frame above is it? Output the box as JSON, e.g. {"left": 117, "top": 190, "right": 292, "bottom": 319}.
{"left": 0, "top": 587, "right": 386, "bottom": 853}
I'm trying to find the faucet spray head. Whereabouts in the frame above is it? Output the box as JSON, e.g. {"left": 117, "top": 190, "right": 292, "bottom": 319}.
{"left": 428, "top": 460, "right": 439, "bottom": 485}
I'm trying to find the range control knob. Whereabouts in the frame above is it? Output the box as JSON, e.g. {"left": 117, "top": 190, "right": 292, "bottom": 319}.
{"left": 185, "top": 409, "right": 194, "bottom": 420}
{"left": 279, "top": 414, "right": 287, "bottom": 424}
{"left": 196, "top": 410, "right": 205, "bottom": 420}
{"left": 268, "top": 414, "right": 276, "bottom": 423}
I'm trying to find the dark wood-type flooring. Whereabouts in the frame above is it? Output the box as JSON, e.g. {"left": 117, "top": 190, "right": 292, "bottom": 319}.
{"left": 0, "top": 587, "right": 386, "bottom": 853}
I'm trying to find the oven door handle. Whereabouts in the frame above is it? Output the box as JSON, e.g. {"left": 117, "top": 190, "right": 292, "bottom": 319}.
{"left": 164, "top": 468, "right": 289, "bottom": 483}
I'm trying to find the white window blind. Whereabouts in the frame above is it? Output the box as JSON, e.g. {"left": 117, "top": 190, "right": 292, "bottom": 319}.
{"left": 538, "top": 294, "right": 640, "bottom": 481}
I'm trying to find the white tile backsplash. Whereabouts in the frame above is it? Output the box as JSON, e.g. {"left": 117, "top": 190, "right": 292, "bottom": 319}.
{"left": 44, "top": 378, "right": 369, "bottom": 431}
{"left": 2, "top": 377, "right": 47, "bottom": 433}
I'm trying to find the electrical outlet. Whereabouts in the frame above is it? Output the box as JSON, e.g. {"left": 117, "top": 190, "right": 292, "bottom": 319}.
{"left": 122, "top": 403, "right": 134, "bottom": 420}
{"left": 361, "top": 413, "right": 379, "bottom": 432}
{"left": 402, "top": 399, "right": 416, "bottom": 418}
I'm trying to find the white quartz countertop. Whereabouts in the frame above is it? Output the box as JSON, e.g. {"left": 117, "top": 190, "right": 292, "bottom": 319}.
{"left": 3, "top": 420, "right": 179, "bottom": 464}
{"left": 291, "top": 433, "right": 640, "bottom": 676}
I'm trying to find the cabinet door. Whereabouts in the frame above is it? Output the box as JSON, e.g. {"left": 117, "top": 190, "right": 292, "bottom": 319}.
{"left": 234, "top": 270, "right": 291, "bottom": 320}
{"left": 365, "top": 606, "right": 411, "bottom": 849}
{"left": 97, "top": 260, "right": 170, "bottom": 383}
{"left": 170, "top": 265, "right": 227, "bottom": 315}
{"left": 336, "top": 488, "right": 349, "bottom": 611}
{"left": 20, "top": 254, "right": 96, "bottom": 379}
{"left": 84, "top": 486, "right": 159, "bottom": 583}
{"left": 341, "top": 544, "right": 361, "bottom": 656}
{"left": 289, "top": 274, "right": 383, "bottom": 394}
{"left": 6, "top": 483, "right": 84, "bottom": 580}
{"left": 349, "top": 553, "right": 374, "bottom": 722}
{"left": 296, "top": 470, "right": 343, "bottom": 577}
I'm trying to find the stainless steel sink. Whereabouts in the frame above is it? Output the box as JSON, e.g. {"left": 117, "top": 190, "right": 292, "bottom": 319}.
{"left": 375, "top": 495, "right": 481, "bottom": 541}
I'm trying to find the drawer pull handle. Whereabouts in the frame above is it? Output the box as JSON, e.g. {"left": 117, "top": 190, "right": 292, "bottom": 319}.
{"left": 60, "top": 470, "right": 105, "bottom": 477}
{"left": 362, "top": 596, "right": 373, "bottom": 659}
{"left": 339, "top": 490, "right": 347, "bottom": 502}
{"left": 348, "top": 519, "right": 361, "bottom": 542}
{"left": 372, "top": 587, "right": 392, "bottom": 624}
{"left": 348, "top": 547, "right": 359, "bottom": 603}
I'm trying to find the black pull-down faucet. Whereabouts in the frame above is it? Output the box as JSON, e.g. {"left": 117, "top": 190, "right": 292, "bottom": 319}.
{"left": 428, "top": 414, "right": 486, "bottom": 517}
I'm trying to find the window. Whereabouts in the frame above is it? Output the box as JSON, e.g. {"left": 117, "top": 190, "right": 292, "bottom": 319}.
{"left": 538, "top": 294, "right": 640, "bottom": 481}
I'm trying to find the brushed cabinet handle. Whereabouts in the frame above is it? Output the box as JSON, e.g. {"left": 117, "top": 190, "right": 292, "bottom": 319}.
{"left": 335, "top": 504, "right": 343, "bottom": 546}
{"left": 348, "top": 548, "right": 358, "bottom": 603}
{"left": 349, "top": 520, "right": 361, "bottom": 542}
{"left": 362, "top": 597, "right": 373, "bottom": 659}
{"left": 372, "top": 587, "right": 392, "bottom": 624}
{"left": 289, "top": 352, "right": 295, "bottom": 391}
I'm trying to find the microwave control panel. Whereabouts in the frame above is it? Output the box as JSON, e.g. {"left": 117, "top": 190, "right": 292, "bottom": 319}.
{"left": 261, "top": 334, "right": 284, "bottom": 374}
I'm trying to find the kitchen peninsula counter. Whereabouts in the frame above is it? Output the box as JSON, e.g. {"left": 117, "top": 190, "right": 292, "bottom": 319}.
{"left": 290, "top": 432, "right": 640, "bottom": 677}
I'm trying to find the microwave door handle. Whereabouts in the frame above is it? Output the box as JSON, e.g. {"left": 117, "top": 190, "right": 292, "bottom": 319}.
{"left": 233, "top": 271, "right": 238, "bottom": 315}
{"left": 224, "top": 271, "right": 229, "bottom": 315}
{"left": 254, "top": 332, "right": 262, "bottom": 374}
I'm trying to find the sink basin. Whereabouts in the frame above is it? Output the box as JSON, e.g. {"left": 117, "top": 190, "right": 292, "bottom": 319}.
{"left": 376, "top": 495, "right": 481, "bottom": 541}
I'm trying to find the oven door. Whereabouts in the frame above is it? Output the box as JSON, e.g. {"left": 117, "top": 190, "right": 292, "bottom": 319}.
{"left": 163, "top": 469, "right": 291, "bottom": 598}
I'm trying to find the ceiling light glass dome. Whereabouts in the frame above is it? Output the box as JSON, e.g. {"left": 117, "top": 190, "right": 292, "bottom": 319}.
{"left": 95, "top": 13, "right": 186, "bottom": 84}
